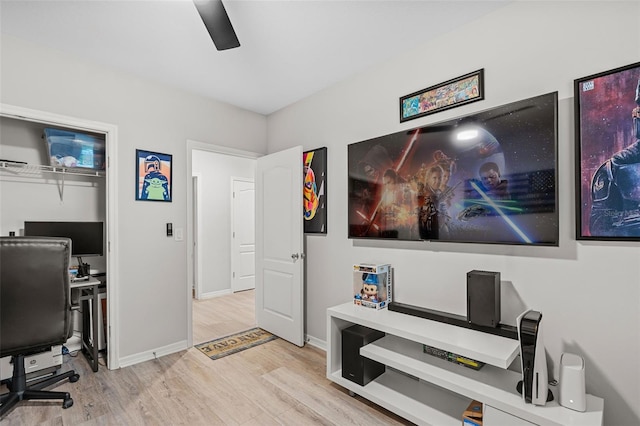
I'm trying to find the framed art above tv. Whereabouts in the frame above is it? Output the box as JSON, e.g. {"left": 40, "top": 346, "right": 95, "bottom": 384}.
{"left": 574, "top": 61, "right": 640, "bottom": 241}
{"left": 348, "top": 92, "right": 559, "bottom": 246}
{"left": 400, "top": 69, "right": 484, "bottom": 123}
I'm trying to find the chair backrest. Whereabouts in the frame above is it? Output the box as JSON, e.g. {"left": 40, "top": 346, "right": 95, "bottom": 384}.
{"left": 0, "top": 236, "right": 73, "bottom": 357}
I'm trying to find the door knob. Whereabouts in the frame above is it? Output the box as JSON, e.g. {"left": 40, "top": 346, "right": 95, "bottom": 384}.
{"left": 291, "top": 253, "right": 299, "bottom": 261}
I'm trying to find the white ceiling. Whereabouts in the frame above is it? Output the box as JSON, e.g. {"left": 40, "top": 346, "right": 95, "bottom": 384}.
{"left": 0, "top": 0, "right": 511, "bottom": 115}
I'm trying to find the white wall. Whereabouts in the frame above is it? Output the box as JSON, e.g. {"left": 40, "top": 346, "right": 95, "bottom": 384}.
{"left": 0, "top": 34, "right": 267, "bottom": 361}
{"left": 192, "top": 150, "right": 255, "bottom": 297}
{"left": 267, "top": 2, "right": 640, "bottom": 425}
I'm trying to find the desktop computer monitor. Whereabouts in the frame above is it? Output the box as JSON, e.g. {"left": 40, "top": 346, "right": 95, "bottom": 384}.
{"left": 24, "top": 221, "right": 104, "bottom": 276}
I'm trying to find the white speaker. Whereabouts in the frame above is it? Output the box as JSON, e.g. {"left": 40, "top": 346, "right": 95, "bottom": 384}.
{"left": 559, "top": 353, "right": 586, "bottom": 412}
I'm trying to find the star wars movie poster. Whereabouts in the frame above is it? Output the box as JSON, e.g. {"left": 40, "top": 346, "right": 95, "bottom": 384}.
{"left": 303, "top": 147, "right": 327, "bottom": 234}
{"left": 576, "top": 62, "right": 640, "bottom": 240}
{"left": 348, "top": 92, "right": 558, "bottom": 245}
{"left": 136, "top": 149, "right": 172, "bottom": 202}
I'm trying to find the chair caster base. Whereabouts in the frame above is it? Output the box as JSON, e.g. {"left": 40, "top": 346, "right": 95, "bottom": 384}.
{"left": 63, "top": 397, "right": 74, "bottom": 409}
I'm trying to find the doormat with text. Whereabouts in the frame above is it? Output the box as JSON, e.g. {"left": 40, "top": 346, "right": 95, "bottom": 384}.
{"left": 195, "top": 327, "right": 277, "bottom": 360}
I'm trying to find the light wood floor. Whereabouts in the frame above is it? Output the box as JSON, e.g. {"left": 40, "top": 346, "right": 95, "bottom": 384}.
{"left": 192, "top": 289, "right": 257, "bottom": 344}
{"left": 1, "top": 290, "right": 412, "bottom": 425}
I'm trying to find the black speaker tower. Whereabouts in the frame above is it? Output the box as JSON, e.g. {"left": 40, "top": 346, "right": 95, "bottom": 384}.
{"left": 341, "top": 324, "right": 385, "bottom": 386}
{"left": 467, "top": 270, "right": 501, "bottom": 328}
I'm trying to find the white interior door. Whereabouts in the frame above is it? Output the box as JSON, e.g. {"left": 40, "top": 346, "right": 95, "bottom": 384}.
{"left": 256, "top": 146, "right": 304, "bottom": 347}
{"left": 231, "top": 178, "right": 255, "bottom": 292}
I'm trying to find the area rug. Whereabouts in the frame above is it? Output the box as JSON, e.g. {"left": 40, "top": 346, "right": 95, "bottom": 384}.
{"left": 195, "top": 327, "right": 277, "bottom": 360}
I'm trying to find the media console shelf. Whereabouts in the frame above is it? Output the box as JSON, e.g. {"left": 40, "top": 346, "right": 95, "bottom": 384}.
{"left": 327, "top": 302, "right": 604, "bottom": 426}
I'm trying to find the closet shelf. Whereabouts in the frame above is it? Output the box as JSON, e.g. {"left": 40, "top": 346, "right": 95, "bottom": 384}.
{"left": 1, "top": 160, "right": 105, "bottom": 178}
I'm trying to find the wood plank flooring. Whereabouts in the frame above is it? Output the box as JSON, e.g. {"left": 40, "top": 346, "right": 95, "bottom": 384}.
{"left": 1, "top": 290, "right": 412, "bottom": 425}
{"left": 192, "top": 289, "right": 256, "bottom": 345}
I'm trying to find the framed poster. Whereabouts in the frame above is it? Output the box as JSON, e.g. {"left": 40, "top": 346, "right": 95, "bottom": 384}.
{"left": 135, "top": 149, "right": 172, "bottom": 202}
{"left": 303, "top": 147, "right": 327, "bottom": 234}
{"left": 575, "top": 62, "right": 640, "bottom": 241}
{"left": 400, "top": 69, "right": 484, "bottom": 123}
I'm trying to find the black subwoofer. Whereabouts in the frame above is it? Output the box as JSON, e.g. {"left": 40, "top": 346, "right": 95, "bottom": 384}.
{"left": 467, "top": 270, "right": 501, "bottom": 327}
{"left": 341, "top": 324, "right": 385, "bottom": 386}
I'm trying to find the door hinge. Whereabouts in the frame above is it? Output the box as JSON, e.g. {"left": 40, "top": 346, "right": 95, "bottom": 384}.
{"left": 233, "top": 272, "right": 235, "bottom": 278}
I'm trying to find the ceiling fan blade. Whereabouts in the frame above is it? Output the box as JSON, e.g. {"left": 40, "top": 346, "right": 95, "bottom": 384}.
{"left": 194, "top": 0, "right": 240, "bottom": 51}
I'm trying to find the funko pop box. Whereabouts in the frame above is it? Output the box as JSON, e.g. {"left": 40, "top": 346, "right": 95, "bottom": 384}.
{"left": 353, "top": 263, "right": 392, "bottom": 309}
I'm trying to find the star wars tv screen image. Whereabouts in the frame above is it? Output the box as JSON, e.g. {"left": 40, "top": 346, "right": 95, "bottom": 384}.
{"left": 575, "top": 61, "right": 640, "bottom": 241}
{"left": 347, "top": 92, "right": 559, "bottom": 246}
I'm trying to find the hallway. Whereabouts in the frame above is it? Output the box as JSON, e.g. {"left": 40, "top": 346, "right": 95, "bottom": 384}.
{"left": 193, "top": 289, "right": 256, "bottom": 344}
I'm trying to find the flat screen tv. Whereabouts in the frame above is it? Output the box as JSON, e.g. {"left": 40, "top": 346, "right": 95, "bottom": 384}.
{"left": 348, "top": 92, "right": 558, "bottom": 246}
{"left": 44, "top": 128, "right": 106, "bottom": 170}
{"left": 24, "top": 221, "right": 104, "bottom": 257}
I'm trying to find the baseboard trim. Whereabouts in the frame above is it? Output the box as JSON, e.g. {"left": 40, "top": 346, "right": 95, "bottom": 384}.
{"left": 118, "top": 340, "right": 188, "bottom": 368}
{"left": 198, "top": 289, "right": 232, "bottom": 300}
{"left": 305, "top": 335, "right": 326, "bottom": 352}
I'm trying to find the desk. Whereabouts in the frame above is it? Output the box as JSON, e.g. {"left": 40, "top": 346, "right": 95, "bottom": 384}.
{"left": 70, "top": 277, "right": 103, "bottom": 372}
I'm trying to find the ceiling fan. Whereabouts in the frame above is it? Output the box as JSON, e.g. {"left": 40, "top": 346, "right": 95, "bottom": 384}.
{"left": 193, "top": 0, "right": 240, "bottom": 51}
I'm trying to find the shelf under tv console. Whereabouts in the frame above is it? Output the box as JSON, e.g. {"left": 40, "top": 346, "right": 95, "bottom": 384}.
{"left": 326, "top": 302, "right": 604, "bottom": 426}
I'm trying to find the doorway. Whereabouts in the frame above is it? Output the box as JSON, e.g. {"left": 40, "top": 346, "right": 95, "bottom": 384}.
{"left": 192, "top": 290, "right": 256, "bottom": 344}
{"left": 0, "top": 103, "right": 119, "bottom": 369}
{"left": 186, "top": 140, "right": 259, "bottom": 346}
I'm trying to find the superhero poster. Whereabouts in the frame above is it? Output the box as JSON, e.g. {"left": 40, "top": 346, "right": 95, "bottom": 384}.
{"left": 135, "top": 149, "right": 172, "bottom": 202}
{"left": 348, "top": 92, "right": 559, "bottom": 246}
{"left": 303, "top": 147, "right": 327, "bottom": 234}
{"left": 575, "top": 62, "right": 640, "bottom": 241}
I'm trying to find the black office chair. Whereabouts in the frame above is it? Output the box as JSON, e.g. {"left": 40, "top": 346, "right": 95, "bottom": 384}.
{"left": 0, "top": 236, "right": 80, "bottom": 418}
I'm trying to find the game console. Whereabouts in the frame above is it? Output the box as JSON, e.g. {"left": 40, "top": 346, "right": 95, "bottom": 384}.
{"left": 516, "top": 309, "right": 553, "bottom": 405}
{"left": 467, "top": 270, "right": 500, "bottom": 327}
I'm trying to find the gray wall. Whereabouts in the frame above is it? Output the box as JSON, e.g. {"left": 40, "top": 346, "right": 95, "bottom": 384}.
{"left": 0, "top": 34, "right": 267, "bottom": 361}
{"left": 267, "top": 2, "right": 640, "bottom": 425}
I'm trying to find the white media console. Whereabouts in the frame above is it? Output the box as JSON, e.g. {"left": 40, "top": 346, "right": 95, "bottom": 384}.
{"left": 326, "top": 302, "right": 604, "bottom": 426}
